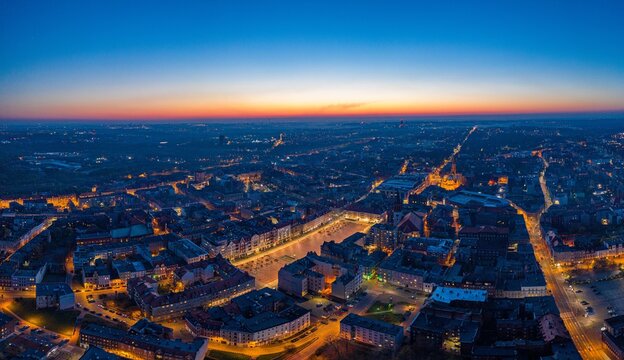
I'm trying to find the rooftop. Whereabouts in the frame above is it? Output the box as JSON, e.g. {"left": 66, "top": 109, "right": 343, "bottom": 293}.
{"left": 430, "top": 286, "right": 488, "bottom": 304}
{"left": 341, "top": 313, "right": 403, "bottom": 336}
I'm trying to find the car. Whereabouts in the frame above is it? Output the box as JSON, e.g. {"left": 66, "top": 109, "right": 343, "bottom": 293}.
{"left": 580, "top": 300, "right": 589, "bottom": 305}
{"left": 575, "top": 289, "right": 582, "bottom": 293}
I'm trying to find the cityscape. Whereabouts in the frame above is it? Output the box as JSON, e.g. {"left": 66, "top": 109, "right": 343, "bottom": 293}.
{"left": 1, "top": 2, "right": 624, "bottom": 360}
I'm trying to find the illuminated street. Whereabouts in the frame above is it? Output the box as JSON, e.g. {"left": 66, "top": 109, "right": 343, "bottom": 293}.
{"left": 2, "top": 5, "right": 623, "bottom": 357}
{"left": 514, "top": 155, "right": 609, "bottom": 360}
{"left": 236, "top": 220, "right": 372, "bottom": 288}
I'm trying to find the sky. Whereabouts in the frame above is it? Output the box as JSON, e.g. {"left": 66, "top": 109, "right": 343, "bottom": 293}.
{"left": 1, "top": 1, "right": 623, "bottom": 121}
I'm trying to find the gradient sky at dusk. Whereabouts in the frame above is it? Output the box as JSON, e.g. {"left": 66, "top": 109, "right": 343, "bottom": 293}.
{"left": 1, "top": 1, "right": 623, "bottom": 120}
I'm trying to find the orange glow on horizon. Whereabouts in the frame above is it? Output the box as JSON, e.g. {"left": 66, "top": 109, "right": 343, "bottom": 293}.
{"left": 3, "top": 99, "right": 622, "bottom": 121}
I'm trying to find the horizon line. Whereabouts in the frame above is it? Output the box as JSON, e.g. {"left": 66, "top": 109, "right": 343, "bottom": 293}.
{"left": 2, "top": 109, "right": 624, "bottom": 124}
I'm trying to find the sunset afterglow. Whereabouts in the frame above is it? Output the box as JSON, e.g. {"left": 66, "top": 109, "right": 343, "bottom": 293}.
{"left": 1, "top": 1, "right": 623, "bottom": 120}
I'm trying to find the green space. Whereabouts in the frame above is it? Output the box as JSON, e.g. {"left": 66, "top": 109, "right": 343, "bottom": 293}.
{"left": 364, "top": 300, "right": 405, "bottom": 324}
{"left": 256, "top": 352, "right": 287, "bottom": 360}
{"left": 205, "top": 338, "right": 314, "bottom": 360}
{"left": 364, "top": 312, "right": 404, "bottom": 325}
{"left": 81, "top": 314, "right": 128, "bottom": 331}
{"left": 206, "top": 350, "right": 251, "bottom": 360}
{"left": 7, "top": 298, "right": 79, "bottom": 336}
{"left": 365, "top": 301, "right": 394, "bottom": 313}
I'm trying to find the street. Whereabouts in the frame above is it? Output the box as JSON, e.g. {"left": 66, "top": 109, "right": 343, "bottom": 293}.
{"left": 236, "top": 220, "right": 372, "bottom": 288}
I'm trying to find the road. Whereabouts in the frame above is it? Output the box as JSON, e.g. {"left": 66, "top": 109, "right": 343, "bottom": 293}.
{"left": 290, "top": 280, "right": 427, "bottom": 360}
{"left": 5, "top": 216, "right": 56, "bottom": 260}
{"left": 236, "top": 220, "right": 372, "bottom": 288}
{"left": 513, "top": 151, "right": 608, "bottom": 360}
{"left": 0, "top": 297, "right": 84, "bottom": 359}
{"left": 410, "top": 125, "right": 477, "bottom": 196}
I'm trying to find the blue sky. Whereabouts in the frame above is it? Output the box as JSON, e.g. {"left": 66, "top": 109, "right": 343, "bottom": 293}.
{"left": 1, "top": 1, "right": 623, "bottom": 119}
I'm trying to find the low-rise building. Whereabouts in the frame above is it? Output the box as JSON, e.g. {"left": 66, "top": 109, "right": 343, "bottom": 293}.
{"left": 602, "top": 315, "right": 624, "bottom": 360}
{"left": 80, "top": 346, "right": 125, "bottom": 360}
{"left": 127, "top": 256, "right": 255, "bottom": 321}
{"left": 0, "top": 312, "right": 15, "bottom": 340}
{"left": 79, "top": 323, "right": 208, "bottom": 360}
{"left": 168, "top": 238, "right": 208, "bottom": 264}
{"left": 36, "top": 283, "right": 75, "bottom": 310}
{"left": 185, "top": 288, "right": 310, "bottom": 347}
{"left": 340, "top": 313, "right": 404, "bottom": 351}
{"left": 378, "top": 249, "right": 444, "bottom": 293}
{"left": 277, "top": 257, "right": 325, "bottom": 297}
{"left": 331, "top": 272, "right": 362, "bottom": 301}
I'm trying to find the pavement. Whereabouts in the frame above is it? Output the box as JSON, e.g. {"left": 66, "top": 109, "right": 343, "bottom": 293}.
{"left": 236, "top": 219, "right": 371, "bottom": 288}
{"left": 0, "top": 298, "right": 84, "bottom": 359}
{"left": 513, "top": 153, "right": 609, "bottom": 360}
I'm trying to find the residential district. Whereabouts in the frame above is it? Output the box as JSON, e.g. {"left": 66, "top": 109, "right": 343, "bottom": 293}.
{"left": 1, "top": 120, "right": 624, "bottom": 360}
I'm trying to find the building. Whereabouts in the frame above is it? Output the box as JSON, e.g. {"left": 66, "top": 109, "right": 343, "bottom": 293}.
{"left": 430, "top": 286, "right": 488, "bottom": 304}
{"left": 409, "top": 300, "right": 483, "bottom": 356}
{"left": 80, "top": 324, "right": 208, "bottom": 360}
{"left": 458, "top": 226, "right": 509, "bottom": 266}
{"left": 343, "top": 203, "right": 387, "bottom": 224}
{"left": 130, "top": 318, "right": 173, "bottom": 339}
{"left": 1, "top": 332, "right": 60, "bottom": 358}
{"left": 10, "top": 264, "right": 47, "bottom": 291}
{"left": 127, "top": 256, "right": 255, "bottom": 320}
{"left": 277, "top": 257, "right": 325, "bottom": 297}
{"left": 82, "top": 262, "right": 112, "bottom": 290}
{"left": 168, "top": 239, "right": 208, "bottom": 264}
{"left": 378, "top": 249, "right": 444, "bottom": 293}
{"left": 80, "top": 346, "right": 125, "bottom": 360}
{"left": 0, "top": 312, "right": 15, "bottom": 340}
{"left": 602, "top": 315, "right": 624, "bottom": 359}
{"left": 331, "top": 272, "right": 363, "bottom": 301}
{"left": 447, "top": 190, "right": 510, "bottom": 208}
{"left": 185, "top": 288, "right": 310, "bottom": 347}
{"left": 340, "top": 313, "right": 404, "bottom": 351}
{"left": 278, "top": 252, "right": 362, "bottom": 299}
{"left": 374, "top": 176, "right": 421, "bottom": 203}
{"left": 367, "top": 223, "right": 398, "bottom": 250}
{"left": 35, "top": 283, "right": 75, "bottom": 310}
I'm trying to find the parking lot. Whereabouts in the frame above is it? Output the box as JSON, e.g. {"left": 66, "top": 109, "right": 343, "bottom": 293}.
{"left": 565, "top": 270, "right": 624, "bottom": 347}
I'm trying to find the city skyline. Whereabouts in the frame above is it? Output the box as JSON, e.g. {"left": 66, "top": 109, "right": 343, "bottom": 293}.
{"left": 2, "top": 1, "right": 624, "bottom": 121}
{"left": 3, "top": 2, "right": 624, "bottom": 360}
